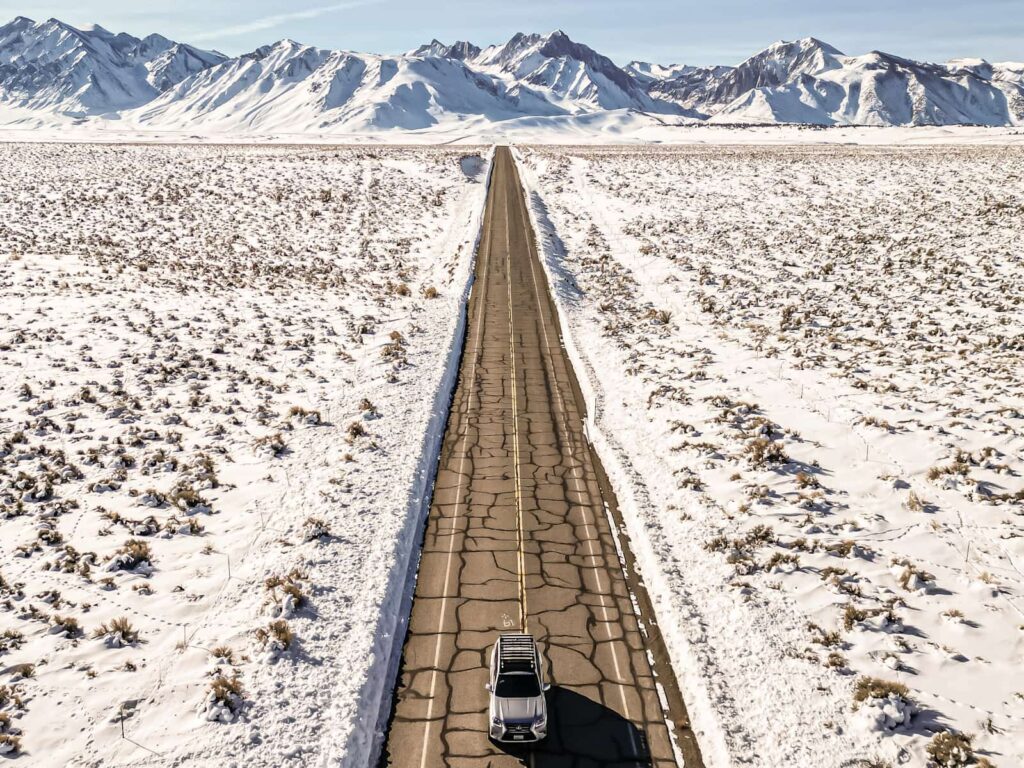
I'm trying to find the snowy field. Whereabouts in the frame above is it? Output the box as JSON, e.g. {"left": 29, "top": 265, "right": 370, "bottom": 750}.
{"left": 0, "top": 143, "right": 488, "bottom": 765}
{"left": 1, "top": 121, "right": 1024, "bottom": 147}
{"left": 518, "top": 145, "right": 1024, "bottom": 768}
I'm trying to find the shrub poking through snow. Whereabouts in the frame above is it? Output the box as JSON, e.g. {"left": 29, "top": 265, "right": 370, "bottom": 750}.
{"left": 894, "top": 560, "right": 935, "bottom": 592}
{"left": 704, "top": 535, "right": 730, "bottom": 553}
{"left": 843, "top": 604, "right": 873, "bottom": 631}
{"left": 169, "top": 484, "right": 211, "bottom": 514}
{"left": 210, "top": 646, "right": 235, "bottom": 665}
{"left": 106, "top": 539, "right": 153, "bottom": 572}
{"left": 744, "top": 437, "right": 789, "bottom": 468}
{"left": 826, "top": 540, "right": 861, "bottom": 559}
{"left": 0, "top": 685, "right": 24, "bottom": 709}
{"left": 139, "top": 489, "right": 166, "bottom": 508}
{"left": 287, "top": 406, "right": 321, "bottom": 426}
{"left": 0, "top": 733, "right": 21, "bottom": 755}
{"left": 10, "top": 664, "right": 34, "bottom": 681}
{"left": 302, "top": 516, "right": 330, "bottom": 542}
{"left": 264, "top": 571, "right": 307, "bottom": 618}
{"left": 253, "top": 432, "right": 287, "bottom": 457}
{"left": 0, "top": 572, "right": 16, "bottom": 596}
{"left": 842, "top": 602, "right": 900, "bottom": 632}
{"left": 92, "top": 616, "right": 140, "bottom": 647}
{"left": 255, "top": 619, "right": 293, "bottom": 662}
{"left": 853, "top": 677, "right": 915, "bottom": 731}
{"left": 795, "top": 471, "right": 819, "bottom": 489}
{"left": 742, "top": 524, "right": 774, "bottom": 548}
{"left": 826, "top": 652, "right": 846, "bottom": 669}
{"left": 649, "top": 308, "right": 672, "bottom": 325}
{"left": 807, "top": 622, "right": 842, "bottom": 648}
{"left": 49, "top": 614, "right": 81, "bottom": 637}
{"left": 200, "top": 673, "right": 244, "bottom": 723}
{"left": 765, "top": 551, "right": 799, "bottom": 572}
{"left": 0, "top": 630, "right": 25, "bottom": 654}
{"left": 346, "top": 421, "right": 367, "bottom": 442}
{"left": 926, "top": 731, "right": 974, "bottom": 768}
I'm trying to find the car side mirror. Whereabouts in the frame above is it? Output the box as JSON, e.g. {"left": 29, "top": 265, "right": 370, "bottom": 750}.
{"left": 485, "top": 683, "right": 492, "bottom": 692}
{"left": 542, "top": 683, "right": 551, "bottom": 692}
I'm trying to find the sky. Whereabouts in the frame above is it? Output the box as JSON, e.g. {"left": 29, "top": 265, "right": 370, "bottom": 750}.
{"left": 3, "top": 0, "right": 1022, "bottom": 65}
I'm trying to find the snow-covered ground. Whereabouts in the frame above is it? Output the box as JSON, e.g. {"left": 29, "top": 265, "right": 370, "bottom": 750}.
{"left": 2, "top": 121, "right": 1024, "bottom": 146}
{"left": 518, "top": 145, "right": 1024, "bottom": 768}
{"left": 0, "top": 143, "right": 489, "bottom": 765}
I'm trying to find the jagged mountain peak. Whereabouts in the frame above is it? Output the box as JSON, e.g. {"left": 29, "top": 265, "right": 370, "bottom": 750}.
{"left": 737, "top": 37, "right": 845, "bottom": 72}
{"left": 536, "top": 29, "right": 594, "bottom": 56}
{"left": 624, "top": 61, "right": 699, "bottom": 86}
{"left": 80, "top": 22, "right": 115, "bottom": 36}
{"left": 36, "top": 16, "right": 110, "bottom": 40}
{"left": 480, "top": 29, "right": 597, "bottom": 64}
{"left": 140, "top": 32, "right": 173, "bottom": 48}
{"left": 269, "top": 38, "right": 308, "bottom": 51}
{"left": 651, "top": 35, "right": 848, "bottom": 114}
{"left": 408, "top": 38, "right": 481, "bottom": 61}
{"left": 408, "top": 38, "right": 447, "bottom": 56}
{"left": 471, "top": 28, "right": 674, "bottom": 113}
{"left": 765, "top": 37, "right": 843, "bottom": 55}
{"left": 247, "top": 38, "right": 319, "bottom": 60}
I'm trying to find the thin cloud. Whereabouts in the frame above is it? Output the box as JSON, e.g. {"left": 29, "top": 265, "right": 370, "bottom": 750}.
{"left": 190, "top": 1, "right": 377, "bottom": 41}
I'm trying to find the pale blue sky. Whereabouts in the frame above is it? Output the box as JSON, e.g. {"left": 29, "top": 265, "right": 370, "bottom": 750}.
{"left": 4, "top": 0, "right": 1022, "bottom": 65}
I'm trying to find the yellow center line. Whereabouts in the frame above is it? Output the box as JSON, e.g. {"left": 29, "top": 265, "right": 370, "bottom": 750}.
{"left": 504, "top": 158, "right": 529, "bottom": 634}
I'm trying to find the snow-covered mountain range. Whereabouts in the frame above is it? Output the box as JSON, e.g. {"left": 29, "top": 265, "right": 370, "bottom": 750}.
{"left": 1, "top": 16, "right": 1021, "bottom": 133}
{"left": 0, "top": 16, "right": 225, "bottom": 115}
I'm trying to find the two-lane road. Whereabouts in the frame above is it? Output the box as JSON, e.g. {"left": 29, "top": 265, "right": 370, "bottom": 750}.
{"left": 381, "top": 147, "right": 703, "bottom": 768}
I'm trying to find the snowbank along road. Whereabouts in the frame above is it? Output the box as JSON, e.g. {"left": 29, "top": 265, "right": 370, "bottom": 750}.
{"left": 380, "top": 147, "right": 704, "bottom": 767}
{"left": 0, "top": 143, "right": 490, "bottom": 766}
{"left": 515, "top": 145, "right": 1024, "bottom": 768}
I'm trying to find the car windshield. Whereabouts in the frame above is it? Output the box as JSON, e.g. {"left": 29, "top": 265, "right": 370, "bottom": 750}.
{"left": 494, "top": 672, "right": 541, "bottom": 699}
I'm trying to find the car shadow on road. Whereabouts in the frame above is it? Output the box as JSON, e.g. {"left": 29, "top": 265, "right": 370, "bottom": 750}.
{"left": 496, "top": 685, "right": 652, "bottom": 767}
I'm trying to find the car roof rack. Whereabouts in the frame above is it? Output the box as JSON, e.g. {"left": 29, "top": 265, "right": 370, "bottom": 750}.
{"left": 498, "top": 634, "right": 537, "bottom": 672}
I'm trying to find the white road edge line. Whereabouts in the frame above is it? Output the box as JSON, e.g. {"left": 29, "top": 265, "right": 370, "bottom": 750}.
{"left": 416, "top": 156, "right": 496, "bottom": 768}
{"left": 511, "top": 152, "right": 663, "bottom": 767}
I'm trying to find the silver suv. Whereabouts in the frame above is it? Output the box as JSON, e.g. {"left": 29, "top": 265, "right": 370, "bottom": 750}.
{"left": 486, "top": 634, "right": 549, "bottom": 743}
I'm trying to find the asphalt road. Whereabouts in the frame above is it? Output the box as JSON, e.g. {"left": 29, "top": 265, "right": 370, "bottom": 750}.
{"left": 381, "top": 147, "right": 703, "bottom": 768}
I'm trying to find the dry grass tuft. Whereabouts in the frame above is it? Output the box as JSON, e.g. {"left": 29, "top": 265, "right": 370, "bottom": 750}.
{"left": 302, "top": 516, "right": 330, "bottom": 542}
{"left": 92, "top": 616, "right": 140, "bottom": 645}
{"left": 0, "top": 733, "right": 22, "bottom": 755}
{"left": 255, "top": 619, "right": 294, "bottom": 652}
{"left": 209, "top": 673, "right": 244, "bottom": 711}
{"left": 926, "top": 731, "right": 974, "bottom": 768}
{"left": 744, "top": 437, "right": 789, "bottom": 468}
{"left": 108, "top": 539, "right": 153, "bottom": 571}
{"left": 853, "top": 677, "right": 910, "bottom": 704}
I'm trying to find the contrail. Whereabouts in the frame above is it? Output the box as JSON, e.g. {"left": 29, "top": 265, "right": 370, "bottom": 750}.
{"left": 191, "top": 0, "right": 378, "bottom": 41}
